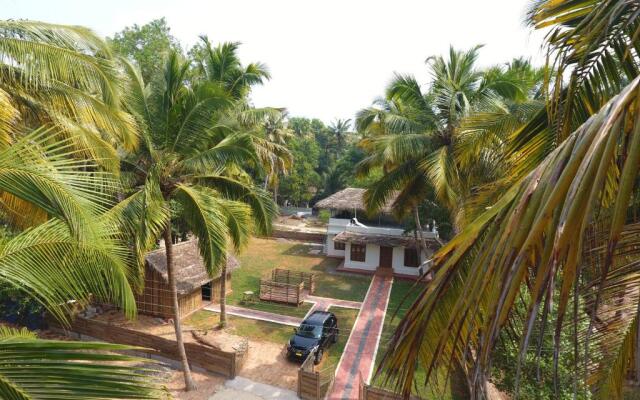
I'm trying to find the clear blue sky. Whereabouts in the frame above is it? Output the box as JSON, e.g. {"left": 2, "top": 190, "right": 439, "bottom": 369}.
{"left": 1, "top": 0, "right": 546, "bottom": 123}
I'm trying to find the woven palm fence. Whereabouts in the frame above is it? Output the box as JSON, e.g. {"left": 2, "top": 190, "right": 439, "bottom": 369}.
{"left": 259, "top": 268, "right": 316, "bottom": 305}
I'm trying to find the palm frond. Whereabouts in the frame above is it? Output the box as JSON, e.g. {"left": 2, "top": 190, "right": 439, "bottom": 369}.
{"left": 0, "top": 326, "right": 159, "bottom": 399}
{"left": 194, "top": 174, "right": 277, "bottom": 236}
{"left": 172, "top": 184, "right": 229, "bottom": 276}
{"left": 380, "top": 76, "right": 640, "bottom": 398}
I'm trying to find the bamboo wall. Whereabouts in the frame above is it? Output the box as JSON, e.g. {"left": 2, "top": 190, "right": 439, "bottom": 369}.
{"left": 135, "top": 267, "right": 174, "bottom": 318}
{"left": 178, "top": 289, "right": 202, "bottom": 318}
{"left": 134, "top": 266, "right": 229, "bottom": 318}
{"left": 208, "top": 273, "right": 233, "bottom": 303}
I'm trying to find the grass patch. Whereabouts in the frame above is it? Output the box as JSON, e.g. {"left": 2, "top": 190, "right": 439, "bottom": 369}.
{"left": 186, "top": 310, "right": 292, "bottom": 344}
{"left": 228, "top": 237, "right": 371, "bottom": 317}
{"left": 324, "top": 306, "right": 360, "bottom": 367}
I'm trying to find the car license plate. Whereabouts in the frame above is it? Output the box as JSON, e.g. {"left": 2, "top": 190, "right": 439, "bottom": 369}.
{"left": 296, "top": 351, "right": 302, "bottom": 357}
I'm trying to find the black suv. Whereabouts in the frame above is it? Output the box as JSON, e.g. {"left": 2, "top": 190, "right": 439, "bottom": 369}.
{"left": 287, "top": 311, "right": 339, "bottom": 364}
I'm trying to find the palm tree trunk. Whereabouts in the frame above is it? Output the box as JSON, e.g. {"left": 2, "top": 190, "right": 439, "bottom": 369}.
{"left": 164, "top": 225, "right": 196, "bottom": 391}
{"left": 413, "top": 206, "right": 427, "bottom": 259}
{"left": 273, "top": 181, "right": 278, "bottom": 205}
{"left": 219, "top": 261, "right": 228, "bottom": 328}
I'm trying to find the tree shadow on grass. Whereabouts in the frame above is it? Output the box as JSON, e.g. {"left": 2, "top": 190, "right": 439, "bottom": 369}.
{"left": 280, "top": 243, "right": 325, "bottom": 258}
{"left": 308, "top": 258, "right": 342, "bottom": 273}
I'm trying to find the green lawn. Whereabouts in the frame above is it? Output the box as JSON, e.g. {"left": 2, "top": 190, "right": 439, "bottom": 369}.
{"left": 373, "top": 279, "right": 455, "bottom": 399}
{"left": 187, "top": 310, "right": 293, "bottom": 344}
{"left": 324, "top": 306, "right": 360, "bottom": 368}
{"left": 228, "top": 237, "right": 371, "bottom": 317}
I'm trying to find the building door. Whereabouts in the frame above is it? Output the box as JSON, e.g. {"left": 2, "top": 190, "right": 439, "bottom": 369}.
{"left": 201, "top": 282, "right": 212, "bottom": 301}
{"left": 379, "top": 246, "right": 393, "bottom": 269}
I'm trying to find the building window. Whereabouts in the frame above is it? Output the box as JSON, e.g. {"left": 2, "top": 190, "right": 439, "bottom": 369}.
{"left": 334, "top": 241, "right": 345, "bottom": 250}
{"left": 404, "top": 248, "right": 419, "bottom": 267}
{"left": 351, "top": 244, "right": 366, "bottom": 262}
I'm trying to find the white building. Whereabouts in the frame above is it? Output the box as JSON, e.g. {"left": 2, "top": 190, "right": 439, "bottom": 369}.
{"left": 315, "top": 188, "right": 441, "bottom": 278}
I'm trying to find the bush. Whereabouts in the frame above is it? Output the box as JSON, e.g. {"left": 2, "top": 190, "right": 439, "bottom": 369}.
{"left": 0, "top": 283, "right": 46, "bottom": 330}
{"left": 318, "top": 209, "right": 330, "bottom": 223}
{"left": 491, "top": 292, "right": 590, "bottom": 400}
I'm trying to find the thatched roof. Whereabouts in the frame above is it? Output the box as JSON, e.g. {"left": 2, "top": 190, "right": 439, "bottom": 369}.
{"left": 145, "top": 240, "right": 240, "bottom": 295}
{"left": 333, "top": 231, "right": 442, "bottom": 250}
{"left": 315, "top": 188, "right": 397, "bottom": 214}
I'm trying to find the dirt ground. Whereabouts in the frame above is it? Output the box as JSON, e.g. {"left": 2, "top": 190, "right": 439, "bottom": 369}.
{"left": 241, "top": 339, "right": 298, "bottom": 391}
{"left": 164, "top": 369, "right": 226, "bottom": 400}
{"left": 90, "top": 309, "right": 299, "bottom": 393}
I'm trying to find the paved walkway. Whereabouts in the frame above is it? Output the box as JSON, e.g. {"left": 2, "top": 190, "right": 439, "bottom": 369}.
{"left": 304, "top": 295, "right": 362, "bottom": 312}
{"left": 204, "top": 304, "right": 302, "bottom": 327}
{"left": 204, "top": 297, "right": 363, "bottom": 327}
{"left": 210, "top": 376, "right": 298, "bottom": 400}
{"left": 328, "top": 274, "right": 393, "bottom": 400}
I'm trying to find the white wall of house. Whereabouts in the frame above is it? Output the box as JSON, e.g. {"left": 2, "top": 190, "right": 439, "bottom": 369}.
{"left": 344, "top": 242, "right": 379, "bottom": 271}
{"left": 391, "top": 246, "right": 424, "bottom": 276}
{"left": 326, "top": 234, "right": 345, "bottom": 257}
{"left": 324, "top": 216, "right": 438, "bottom": 277}
{"left": 342, "top": 243, "right": 430, "bottom": 276}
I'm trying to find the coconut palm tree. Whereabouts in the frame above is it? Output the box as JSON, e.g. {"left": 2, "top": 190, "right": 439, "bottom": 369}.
{"left": 379, "top": 1, "right": 640, "bottom": 399}
{"left": 192, "top": 36, "right": 270, "bottom": 101}
{"left": 0, "top": 20, "right": 137, "bottom": 164}
{"left": 0, "top": 127, "right": 158, "bottom": 399}
{"left": 261, "top": 111, "right": 293, "bottom": 202}
{"left": 118, "top": 52, "right": 276, "bottom": 391}
{"left": 357, "top": 48, "right": 533, "bottom": 229}
{"left": 328, "top": 118, "right": 352, "bottom": 150}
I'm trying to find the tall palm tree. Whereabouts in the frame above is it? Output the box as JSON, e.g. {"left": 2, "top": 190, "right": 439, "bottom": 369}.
{"left": 328, "top": 118, "right": 352, "bottom": 150}
{"left": 119, "top": 52, "right": 276, "bottom": 391}
{"left": 192, "top": 36, "right": 270, "bottom": 101}
{"left": 356, "top": 94, "right": 436, "bottom": 260}
{"left": 261, "top": 112, "right": 293, "bottom": 202}
{"left": 0, "top": 128, "right": 158, "bottom": 399}
{"left": 357, "top": 48, "right": 532, "bottom": 229}
{"left": 380, "top": 1, "right": 640, "bottom": 399}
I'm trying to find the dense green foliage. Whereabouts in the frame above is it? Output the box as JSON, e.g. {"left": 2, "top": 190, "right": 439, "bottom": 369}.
{"left": 279, "top": 117, "right": 375, "bottom": 206}
{"left": 110, "top": 18, "right": 182, "bottom": 84}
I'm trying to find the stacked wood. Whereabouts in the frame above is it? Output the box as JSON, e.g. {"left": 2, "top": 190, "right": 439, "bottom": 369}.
{"left": 271, "top": 268, "right": 316, "bottom": 294}
{"left": 259, "top": 279, "right": 303, "bottom": 305}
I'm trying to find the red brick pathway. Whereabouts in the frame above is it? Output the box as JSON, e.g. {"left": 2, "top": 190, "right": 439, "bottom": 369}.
{"left": 328, "top": 275, "right": 393, "bottom": 400}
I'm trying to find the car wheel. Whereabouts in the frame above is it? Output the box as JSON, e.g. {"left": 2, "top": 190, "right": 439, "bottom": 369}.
{"left": 332, "top": 330, "right": 338, "bottom": 344}
{"left": 314, "top": 348, "right": 323, "bottom": 365}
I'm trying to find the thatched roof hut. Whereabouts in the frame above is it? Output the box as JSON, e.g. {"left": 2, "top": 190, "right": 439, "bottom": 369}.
{"left": 145, "top": 240, "right": 240, "bottom": 295}
{"left": 315, "top": 188, "right": 398, "bottom": 214}
{"left": 136, "top": 239, "right": 239, "bottom": 318}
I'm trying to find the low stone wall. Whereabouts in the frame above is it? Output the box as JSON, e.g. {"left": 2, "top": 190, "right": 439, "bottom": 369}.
{"left": 271, "top": 229, "right": 325, "bottom": 243}
{"left": 50, "top": 316, "right": 243, "bottom": 378}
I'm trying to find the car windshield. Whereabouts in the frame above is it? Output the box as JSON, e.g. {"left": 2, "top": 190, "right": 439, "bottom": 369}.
{"left": 297, "top": 323, "right": 323, "bottom": 339}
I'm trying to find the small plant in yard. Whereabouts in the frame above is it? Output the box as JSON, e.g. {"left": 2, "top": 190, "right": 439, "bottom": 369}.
{"left": 318, "top": 209, "right": 330, "bottom": 223}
